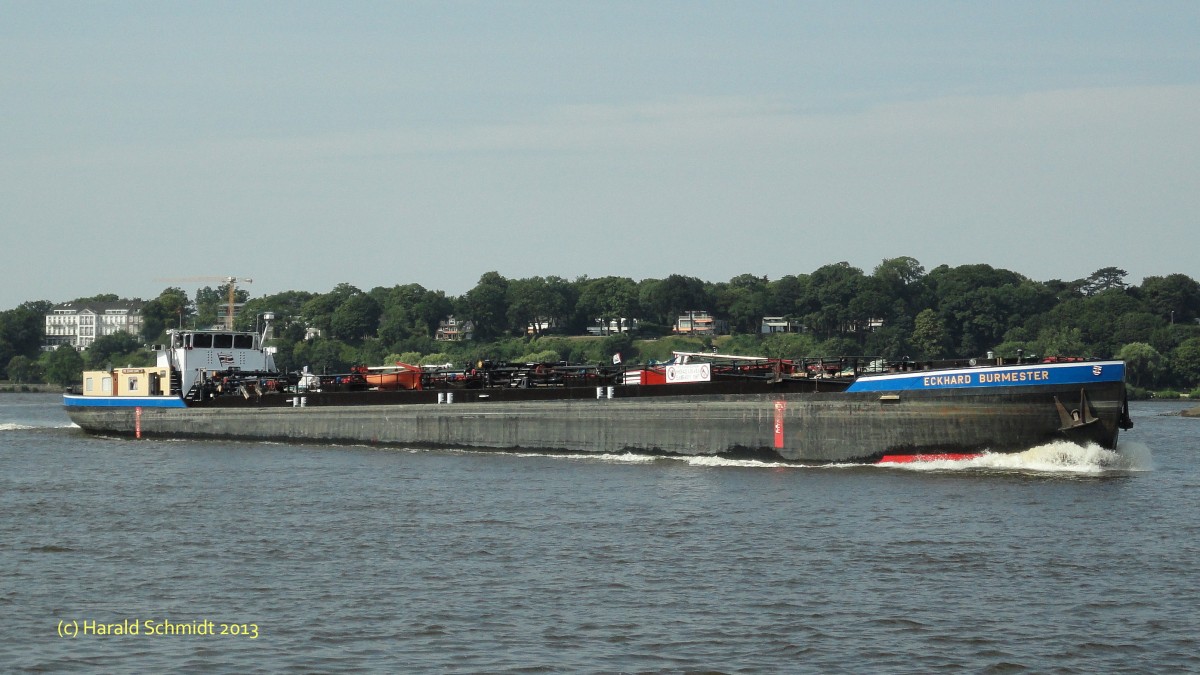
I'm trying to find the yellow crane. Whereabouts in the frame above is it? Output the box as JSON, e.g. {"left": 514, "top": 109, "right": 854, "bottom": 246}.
{"left": 154, "top": 276, "right": 253, "bottom": 330}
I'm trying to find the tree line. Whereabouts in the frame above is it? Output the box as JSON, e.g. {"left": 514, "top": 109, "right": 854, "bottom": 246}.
{"left": 3, "top": 258, "right": 1200, "bottom": 394}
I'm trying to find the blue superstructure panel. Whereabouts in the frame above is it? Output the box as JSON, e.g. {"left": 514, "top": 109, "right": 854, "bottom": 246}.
{"left": 63, "top": 395, "right": 188, "bottom": 408}
{"left": 845, "top": 361, "right": 1125, "bottom": 393}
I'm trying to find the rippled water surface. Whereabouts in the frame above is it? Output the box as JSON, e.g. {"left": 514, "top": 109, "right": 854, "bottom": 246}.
{"left": 3, "top": 393, "right": 1198, "bottom": 672}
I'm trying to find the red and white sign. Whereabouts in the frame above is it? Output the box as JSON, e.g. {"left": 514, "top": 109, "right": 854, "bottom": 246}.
{"left": 665, "top": 363, "right": 711, "bottom": 383}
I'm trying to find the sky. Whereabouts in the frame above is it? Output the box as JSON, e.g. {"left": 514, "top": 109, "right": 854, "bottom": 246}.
{"left": 2, "top": 1, "right": 1198, "bottom": 310}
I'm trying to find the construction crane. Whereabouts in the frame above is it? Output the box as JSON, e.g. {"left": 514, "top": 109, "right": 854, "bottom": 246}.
{"left": 154, "top": 276, "right": 253, "bottom": 330}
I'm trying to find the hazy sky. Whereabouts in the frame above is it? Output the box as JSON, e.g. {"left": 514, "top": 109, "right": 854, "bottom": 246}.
{"left": 3, "top": 1, "right": 1197, "bottom": 310}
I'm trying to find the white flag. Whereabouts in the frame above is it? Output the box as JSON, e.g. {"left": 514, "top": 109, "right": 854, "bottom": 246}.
{"left": 612, "top": 353, "right": 622, "bottom": 365}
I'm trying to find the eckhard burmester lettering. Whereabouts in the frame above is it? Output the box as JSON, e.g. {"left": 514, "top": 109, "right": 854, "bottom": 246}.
{"left": 923, "top": 370, "right": 1052, "bottom": 388}
{"left": 923, "top": 374, "right": 973, "bottom": 387}
{"left": 978, "top": 370, "right": 1050, "bottom": 384}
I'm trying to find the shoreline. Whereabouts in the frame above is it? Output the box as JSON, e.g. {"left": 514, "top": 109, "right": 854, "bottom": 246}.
{"left": 0, "top": 384, "right": 63, "bottom": 394}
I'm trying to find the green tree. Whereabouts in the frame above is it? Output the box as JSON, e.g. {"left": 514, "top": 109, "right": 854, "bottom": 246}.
{"left": 1138, "top": 273, "right": 1200, "bottom": 325}
{"left": 43, "top": 345, "right": 85, "bottom": 386}
{"left": 291, "top": 337, "right": 352, "bottom": 373}
{"left": 848, "top": 275, "right": 902, "bottom": 341}
{"left": 301, "top": 283, "right": 362, "bottom": 336}
{"left": 1109, "top": 312, "right": 1167, "bottom": 352}
{"left": 372, "top": 284, "right": 454, "bottom": 344}
{"left": 873, "top": 256, "right": 926, "bottom": 289}
{"left": 603, "top": 332, "right": 635, "bottom": 363}
{"left": 766, "top": 274, "right": 807, "bottom": 318}
{"left": 714, "top": 274, "right": 769, "bottom": 334}
{"left": 194, "top": 286, "right": 222, "bottom": 328}
{"left": 816, "top": 336, "right": 861, "bottom": 357}
{"left": 872, "top": 256, "right": 928, "bottom": 322}
{"left": 418, "top": 352, "right": 453, "bottom": 367}
{"left": 71, "top": 293, "right": 119, "bottom": 303}
{"left": 234, "top": 290, "right": 318, "bottom": 354}
{"left": 194, "top": 284, "right": 250, "bottom": 329}
{"left": 0, "top": 301, "right": 53, "bottom": 377}
{"left": 462, "top": 272, "right": 510, "bottom": 340}
{"left": 577, "top": 276, "right": 639, "bottom": 335}
{"left": 141, "top": 287, "right": 192, "bottom": 341}
{"left": 355, "top": 337, "right": 388, "bottom": 366}
{"left": 269, "top": 324, "right": 310, "bottom": 373}
{"left": 329, "top": 293, "right": 382, "bottom": 343}
{"left": 638, "top": 274, "right": 710, "bottom": 326}
{"left": 1035, "top": 326, "right": 1087, "bottom": 359}
{"left": 802, "top": 262, "right": 869, "bottom": 339}
{"left": 6, "top": 355, "right": 39, "bottom": 383}
{"left": 925, "top": 265, "right": 1040, "bottom": 354}
{"left": 864, "top": 324, "right": 913, "bottom": 360}
{"left": 1077, "top": 289, "right": 1142, "bottom": 356}
{"left": 760, "top": 332, "right": 819, "bottom": 359}
{"left": 1082, "top": 267, "right": 1128, "bottom": 296}
{"left": 1170, "top": 337, "right": 1200, "bottom": 389}
{"left": 86, "top": 332, "right": 145, "bottom": 369}
{"left": 506, "top": 276, "right": 574, "bottom": 336}
{"left": 911, "top": 308, "right": 947, "bottom": 359}
{"left": 1116, "top": 342, "right": 1165, "bottom": 388}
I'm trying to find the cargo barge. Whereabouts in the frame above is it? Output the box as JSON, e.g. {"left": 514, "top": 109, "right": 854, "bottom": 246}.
{"left": 63, "top": 322, "right": 1133, "bottom": 463}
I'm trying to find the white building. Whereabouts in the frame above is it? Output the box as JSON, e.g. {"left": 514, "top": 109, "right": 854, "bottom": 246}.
{"left": 435, "top": 315, "right": 474, "bottom": 341}
{"left": 760, "top": 316, "right": 802, "bottom": 334}
{"left": 586, "top": 318, "right": 638, "bottom": 336}
{"left": 674, "top": 311, "right": 726, "bottom": 336}
{"left": 44, "top": 301, "right": 144, "bottom": 350}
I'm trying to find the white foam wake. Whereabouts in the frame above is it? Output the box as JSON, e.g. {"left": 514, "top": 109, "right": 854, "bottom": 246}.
{"left": 509, "top": 451, "right": 661, "bottom": 464}
{"left": 680, "top": 455, "right": 797, "bottom": 469}
{"left": 882, "top": 440, "right": 1153, "bottom": 474}
{"left": 368, "top": 442, "right": 1157, "bottom": 475}
{"left": 1, "top": 421, "right": 79, "bottom": 431}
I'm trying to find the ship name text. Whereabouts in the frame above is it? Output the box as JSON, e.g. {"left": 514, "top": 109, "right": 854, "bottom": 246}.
{"left": 923, "top": 369, "right": 1052, "bottom": 388}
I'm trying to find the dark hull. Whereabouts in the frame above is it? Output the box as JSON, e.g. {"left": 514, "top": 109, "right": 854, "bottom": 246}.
{"left": 65, "top": 379, "right": 1127, "bottom": 463}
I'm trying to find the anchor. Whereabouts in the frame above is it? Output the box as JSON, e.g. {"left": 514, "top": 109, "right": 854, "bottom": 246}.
{"left": 1054, "top": 388, "right": 1100, "bottom": 432}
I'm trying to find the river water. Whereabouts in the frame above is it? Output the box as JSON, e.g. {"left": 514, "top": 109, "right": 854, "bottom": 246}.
{"left": 2, "top": 393, "right": 1197, "bottom": 673}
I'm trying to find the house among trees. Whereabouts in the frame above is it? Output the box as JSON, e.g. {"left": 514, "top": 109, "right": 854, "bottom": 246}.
{"left": 44, "top": 300, "right": 144, "bottom": 351}
{"left": 436, "top": 316, "right": 474, "bottom": 341}
{"left": 851, "top": 318, "right": 885, "bottom": 333}
{"left": 760, "top": 316, "right": 802, "bottom": 334}
{"left": 525, "top": 318, "right": 558, "bottom": 336}
{"left": 587, "top": 318, "right": 638, "bottom": 336}
{"left": 674, "top": 311, "right": 727, "bottom": 336}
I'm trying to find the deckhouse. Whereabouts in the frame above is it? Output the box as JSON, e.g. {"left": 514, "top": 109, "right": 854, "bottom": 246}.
{"left": 80, "top": 316, "right": 277, "bottom": 401}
